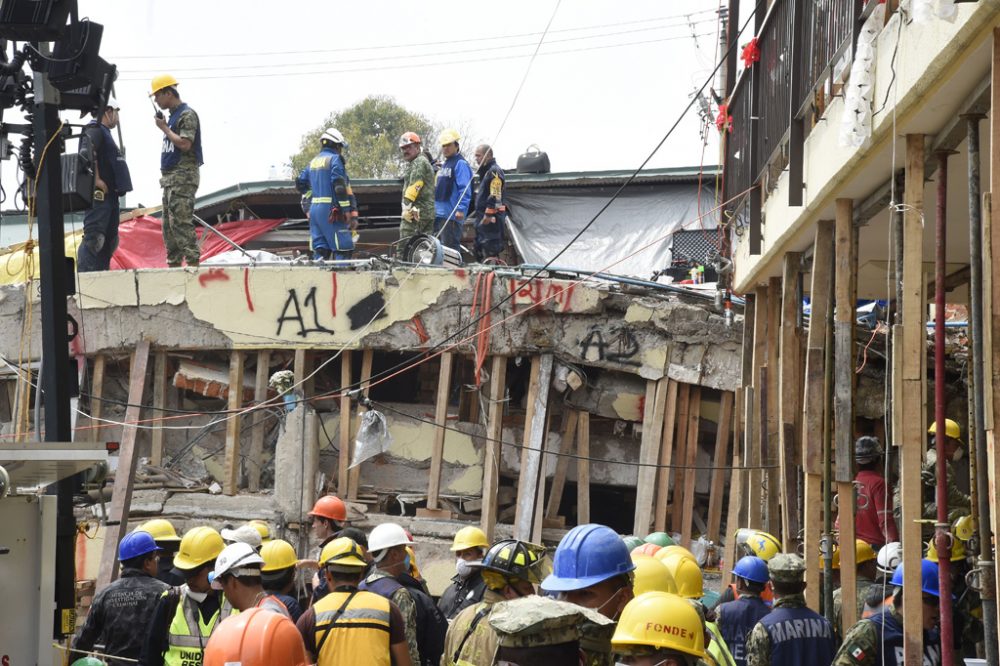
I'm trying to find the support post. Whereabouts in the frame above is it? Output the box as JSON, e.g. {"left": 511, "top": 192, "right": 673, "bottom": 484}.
{"left": 654, "top": 380, "right": 680, "bottom": 532}
{"left": 338, "top": 351, "right": 352, "bottom": 497}
{"left": 150, "top": 352, "right": 168, "bottom": 466}
{"left": 545, "top": 409, "right": 579, "bottom": 520}
{"left": 248, "top": 351, "right": 270, "bottom": 492}
{"left": 671, "top": 383, "right": 692, "bottom": 533}
{"left": 514, "top": 354, "right": 553, "bottom": 541}
{"left": 577, "top": 411, "right": 591, "bottom": 524}
{"left": 425, "top": 352, "right": 454, "bottom": 512}
{"left": 223, "top": 350, "right": 246, "bottom": 495}
{"left": 779, "top": 252, "right": 802, "bottom": 550}
{"left": 766, "top": 277, "right": 781, "bottom": 536}
{"left": 707, "top": 392, "right": 734, "bottom": 544}
{"left": 680, "top": 386, "right": 702, "bottom": 547}
{"left": 88, "top": 354, "right": 106, "bottom": 441}
{"left": 480, "top": 357, "right": 508, "bottom": 540}
{"left": 635, "top": 378, "right": 669, "bottom": 535}
{"left": 350, "top": 349, "right": 374, "bottom": 500}
{"left": 722, "top": 398, "right": 744, "bottom": 575}
{"left": 749, "top": 288, "right": 768, "bottom": 527}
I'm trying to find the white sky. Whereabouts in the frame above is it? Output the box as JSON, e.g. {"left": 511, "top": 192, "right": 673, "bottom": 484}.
{"left": 6, "top": 0, "right": 726, "bottom": 209}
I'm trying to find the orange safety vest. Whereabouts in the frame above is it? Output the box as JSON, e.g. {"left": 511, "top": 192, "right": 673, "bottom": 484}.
{"left": 728, "top": 581, "right": 775, "bottom": 606}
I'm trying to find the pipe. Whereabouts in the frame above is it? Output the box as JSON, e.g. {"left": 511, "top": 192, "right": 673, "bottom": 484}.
{"left": 963, "top": 113, "right": 999, "bottom": 665}
{"left": 934, "top": 149, "right": 956, "bottom": 666}
{"left": 822, "top": 236, "right": 835, "bottom": 622}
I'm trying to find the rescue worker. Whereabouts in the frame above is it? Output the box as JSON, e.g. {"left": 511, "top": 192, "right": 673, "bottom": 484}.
{"left": 220, "top": 523, "right": 262, "bottom": 550}
{"left": 716, "top": 556, "right": 771, "bottom": 666}
{"left": 137, "top": 518, "right": 184, "bottom": 586}
{"left": 246, "top": 519, "right": 272, "bottom": 543}
{"left": 744, "top": 554, "right": 836, "bottom": 666}
{"left": 141, "top": 526, "right": 235, "bottom": 666}
{"left": 151, "top": 74, "right": 203, "bottom": 268}
{"left": 644, "top": 531, "right": 676, "bottom": 548}
{"left": 210, "top": 542, "right": 290, "bottom": 616}
{"left": 304, "top": 494, "right": 348, "bottom": 601}
{"left": 660, "top": 552, "right": 735, "bottom": 666}
{"left": 78, "top": 96, "right": 132, "bottom": 272}
{"left": 295, "top": 537, "right": 412, "bottom": 666}
{"left": 611, "top": 591, "right": 709, "bottom": 666}
{"left": 924, "top": 419, "right": 971, "bottom": 520}
{"left": 926, "top": 538, "right": 982, "bottom": 657}
{"left": 204, "top": 608, "right": 309, "bottom": 666}
{"left": 361, "top": 522, "right": 446, "bottom": 666}
{"left": 261, "top": 538, "right": 304, "bottom": 622}
{"left": 715, "top": 530, "right": 780, "bottom": 607}
{"left": 838, "top": 436, "right": 898, "bottom": 549}
{"left": 832, "top": 540, "right": 879, "bottom": 631}
{"left": 489, "top": 595, "right": 616, "bottom": 666}
{"left": 72, "top": 531, "right": 168, "bottom": 666}
{"left": 541, "top": 523, "right": 635, "bottom": 621}
{"left": 861, "top": 541, "right": 900, "bottom": 618}
{"left": 832, "top": 559, "right": 943, "bottom": 665}
{"left": 443, "top": 539, "right": 548, "bottom": 665}
{"left": 438, "top": 526, "right": 490, "bottom": 620}
{"left": 434, "top": 129, "right": 473, "bottom": 252}
{"left": 471, "top": 144, "right": 506, "bottom": 262}
{"left": 295, "top": 128, "right": 357, "bottom": 260}
{"left": 398, "top": 131, "right": 435, "bottom": 240}
{"left": 630, "top": 555, "right": 677, "bottom": 595}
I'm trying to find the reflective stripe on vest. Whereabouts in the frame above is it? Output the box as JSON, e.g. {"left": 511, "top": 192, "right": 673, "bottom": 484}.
{"left": 314, "top": 590, "right": 392, "bottom": 666}
{"left": 312, "top": 197, "right": 333, "bottom": 203}
{"left": 163, "top": 590, "right": 236, "bottom": 666}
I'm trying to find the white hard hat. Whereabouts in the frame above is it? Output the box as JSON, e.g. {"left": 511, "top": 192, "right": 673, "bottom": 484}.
{"left": 368, "top": 523, "right": 415, "bottom": 554}
{"left": 220, "top": 524, "right": 262, "bottom": 549}
{"left": 321, "top": 127, "right": 346, "bottom": 146}
{"left": 876, "top": 542, "right": 902, "bottom": 576}
{"left": 210, "top": 542, "right": 264, "bottom": 589}
{"left": 106, "top": 96, "right": 120, "bottom": 110}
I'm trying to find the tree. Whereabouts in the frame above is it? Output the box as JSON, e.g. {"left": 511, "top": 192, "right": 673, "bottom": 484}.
{"left": 289, "top": 95, "right": 437, "bottom": 179}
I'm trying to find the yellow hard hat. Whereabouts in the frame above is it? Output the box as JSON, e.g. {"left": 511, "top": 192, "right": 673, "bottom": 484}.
{"left": 438, "top": 128, "right": 461, "bottom": 146}
{"left": 319, "top": 537, "right": 368, "bottom": 570}
{"left": 260, "top": 539, "right": 298, "bottom": 572}
{"left": 631, "top": 555, "right": 678, "bottom": 595}
{"left": 612, "top": 591, "right": 707, "bottom": 660}
{"left": 855, "top": 540, "right": 877, "bottom": 566}
{"left": 656, "top": 544, "right": 696, "bottom": 563}
{"left": 928, "top": 418, "right": 961, "bottom": 440}
{"left": 150, "top": 74, "right": 179, "bottom": 96}
{"left": 819, "top": 542, "right": 840, "bottom": 571}
{"left": 660, "top": 552, "right": 703, "bottom": 599}
{"left": 246, "top": 520, "right": 271, "bottom": 543}
{"left": 739, "top": 530, "right": 781, "bottom": 561}
{"left": 925, "top": 538, "right": 967, "bottom": 562}
{"left": 137, "top": 518, "right": 182, "bottom": 543}
{"left": 451, "top": 526, "right": 489, "bottom": 552}
{"left": 953, "top": 515, "right": 976, "bottom": 542}
{"left": 173, "top": 526, "right": 225, "bottom": 571}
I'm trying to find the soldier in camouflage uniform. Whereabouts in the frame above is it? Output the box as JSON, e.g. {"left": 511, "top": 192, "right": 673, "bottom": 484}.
{"left": 490, "top": 595, "right": 614, "bottom": 666}
{"left": 893, "top": 419, "right": 971, "bottom": 534}
{"left": 745, "top": 554, "right": 836, "bottom": 666}
{"left": 831, "top": 540, "right": 880, "bottom": 634}
{"left": 398, "top": 131, "right": 435, "bottom": 240}
{"left": 152, "top": 74, "right": 203, "bottom": 268}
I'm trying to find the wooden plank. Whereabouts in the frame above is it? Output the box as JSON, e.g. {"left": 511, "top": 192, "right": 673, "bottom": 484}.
{"left": 634, "top": 378, "right": 669, "bottom": 535}
{"left": 577, "top": 410, "right": 591, "bottom": 524}
{"left": 766, "top": 277, "right": 781, "bottom": 535}
{"left": 89, "top": 354, "right": 106, "bottom": 441}
{"left": 338, "top": 351, "right": 352, "bottom": 497}
{"left": 680, "top": 386, "right": 702, "bottom": 547}
{"left": 426, "top": 352, "right": 454, "bottom": 510}
{"left": 350, "top": 349, "right": 374, "bottom": 500}
{"left": 803, "top": 472, "right": 822, "bottom": 610}
{"left": 803, "top": 222, "right": 834, "bottom": 473}
{"left": 778, "top": 252, "right": 802, "bottom": 550}
{"left": 480, "top": 357, "right": 508, "bottom": 540}
{"left": 150, "top": 352, "right": 168, "bottom": 466}
{"left": 653, "top": 379, "right": 680, "bottom": 531}
{"left": 545, "top": 409, "right": 579, "bottom": 519}
{"left": 989, "top": 28, "right": 1000, "bottom": 634}
{"left": 671, "top": 383, "right": 692, "bottom": 533}
{"left": 749, "top": 286, "right": 769, "bottom": 528}
{"left": 739, "top": 387, "right": 752, "bottom": 530}
{"left": 514, "top": 354, "right": 553, "bottom": 541}
{"left": 223, "top": 350, "right": 246, "bottom": 495}
{"left": 96, "top": 340, "right": 151, "bottom": 590}
{"left": 834, "top": 199, "right": 857, "bottom": 483}
{"left": 838, "top": 480, "right": 858, "bottom": 633}
{"left": 248, "top": 350, "right": 271, "bottom": 492}
{"left": 722, "top": 430, "right": 744, "bottom": 573}
{"left": 293, "top": 349, "right": 314, "bottom": 402}
{"left": 756, "top": 366, "right": 769, "bottom": 531}
{"left": 706, "top": 391, "right": 734, "bottom": 543}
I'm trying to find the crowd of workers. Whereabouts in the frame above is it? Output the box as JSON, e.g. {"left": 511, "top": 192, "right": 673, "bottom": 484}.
{"left": 76, "top": 75, "right": 507, "bottom": 273}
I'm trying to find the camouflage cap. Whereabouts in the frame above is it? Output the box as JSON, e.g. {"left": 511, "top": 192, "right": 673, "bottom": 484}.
{"left": 768, "top": 553, "right": 806, "bottom": 583}
{"left": 489, "top": 595, "right": 614, "bottom": 649}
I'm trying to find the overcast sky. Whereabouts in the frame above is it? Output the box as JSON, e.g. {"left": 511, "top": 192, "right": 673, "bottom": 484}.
{"left": 5, "top": 0, "right": 727, "bottom": 209}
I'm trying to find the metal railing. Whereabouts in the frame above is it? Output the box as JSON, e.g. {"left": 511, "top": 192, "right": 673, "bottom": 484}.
{"left": 723, "top": 70, "right": 753, "bottom": 209}
{"left": 757, "top": 0, "right": 795, "bottom": 173}
{"left": 795, "top": 0, "right": 856, "bottom": 117}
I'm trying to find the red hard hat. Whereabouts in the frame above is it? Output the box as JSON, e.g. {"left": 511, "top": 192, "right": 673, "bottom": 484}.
{"left": 309, "top": 495, "right": 347, "bottom": 522}
{"left": 204, "top": 609, "right": 309, "bottom": 666}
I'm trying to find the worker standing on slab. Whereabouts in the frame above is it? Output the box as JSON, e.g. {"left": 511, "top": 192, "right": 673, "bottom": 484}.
{"left": 471, "top": 144, "right": 507, "bottom": 262}
{"left": 305, "top": 494, "right": 348, "bottom": 601}
{"left": 210, "top": 542, "right": 290, "bottom": 616}
{"left": 438, "top": 526, "right": 490, "bottom": 620}
{"left": 832, "top": 559, "right": 943, "bottom": 666}
{"left": 398, "top": 131, "right": 435, "bottom": 240}
{"left": 832, "top": 540, "right": 880, "bottom": 631}
{"left": 295, "top": 128, "right": 357, "bottom": 260}
{"left": 744, "top": 554, "right": 836, "bottom": 666}
{"left": 716, "top": 556, "right": 771, "bottom": 666}
{"left": 434, "top": 129, "right": 473, "bottom": 252}
{"left": 296, "top": 537, "right": 412, "bottom": 666}
{"left": 151, "top": 74, "right": 203, "bottom": 268}
{"left": 72, "top": 531, "right": 168, "bottom": 666}
{"left": 137, "top": 519, "right": 185, "bottom": 586}
{"left": 841, "top": 437, "right": 898, "bottom": 549}
{"left": 141, "top": 526, "right": 235, "bottom": 666}
{"left": 610, "top": 591, "right": 709, "bottom": 666}
{"left": 261, "top": 539, "right": 305, "bottom": 622}
{"left": 204, "top": 608, "right": 309, "bottom": 666}
{"left": 541, "top": 523, "right": 635, "bottom": 621}
{"left": 78, "top": 96, "right": 132, "bottom": 273}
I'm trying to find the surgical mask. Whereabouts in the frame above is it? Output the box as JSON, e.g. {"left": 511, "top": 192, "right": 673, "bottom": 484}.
{"left": 404, "top": 554, "right": 412, "bottom": 571}
{"left": 185, "top": 588, "right": 208, "bottom": 603}
{"left": 596, "top": 587, "right": 626, "bottom": 620}
{"left": 952, "top": 446, "right": 964, "bottom": 461}
{"left": 456, "top": 558, "right": 475, "bottom": 579}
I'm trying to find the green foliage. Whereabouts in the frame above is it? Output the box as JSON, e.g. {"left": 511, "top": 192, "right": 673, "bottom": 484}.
{"left": 289, "top": 95, "right": 437, "bottom": 179}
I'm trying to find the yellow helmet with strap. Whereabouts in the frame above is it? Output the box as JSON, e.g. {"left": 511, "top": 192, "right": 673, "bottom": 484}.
{"left": 612, "top": 591, "right": 708, "bottom": 659}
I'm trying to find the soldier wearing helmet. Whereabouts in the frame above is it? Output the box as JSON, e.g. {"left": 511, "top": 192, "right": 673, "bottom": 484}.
{"left": 433, "top": 128, "right": 473, "bottom": 252}
{"left": 398, "top": 131, "right": 435, "bottom": 240}
{"left": 831, "top": 540, "right": 880, "bottom": 634}
{"left": 438, "top": 526, "right": 490, "bottom": 620}
{"left": 295, "top": 127, "right": 358, "bottom": 260}
{"left": 924, "top": 419, "right": 971, "bottom": 521}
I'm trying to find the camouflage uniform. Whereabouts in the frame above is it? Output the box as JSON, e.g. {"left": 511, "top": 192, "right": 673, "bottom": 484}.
{"left": 400, "top": 152, "right": 435, "bottom": 238}
{"left": 831, "top": 605, "right": 942, "bottom": 665}
{"left": 833, "top": 575, "right": 881, "bottom": 633}
{"left": 893, "top": 448, "right": 970, "bottom": 532}
{"left": 160, "top": 106, "right": 201, "bottom": 267}
{"left": 365, "top": 570, "right": 420, "bottom": 666}
{"left": 441, "top": 589, "right": 504, "bottom": 666}
{"left": 488, "top": 596, "right": 615, "bottom": 666}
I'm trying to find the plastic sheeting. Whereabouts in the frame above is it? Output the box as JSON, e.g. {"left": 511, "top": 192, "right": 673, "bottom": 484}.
{"left": 504, "top": 183, "right": 715, "bottom": 279}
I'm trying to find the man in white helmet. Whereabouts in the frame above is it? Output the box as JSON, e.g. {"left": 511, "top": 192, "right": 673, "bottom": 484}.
{"left": 295, "top": 127, "right": 358, "bottom": 260}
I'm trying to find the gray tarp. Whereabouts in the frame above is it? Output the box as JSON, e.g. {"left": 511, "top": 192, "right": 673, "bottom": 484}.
{"left": 505, "top": 183, "right": 715, "bottom": 279}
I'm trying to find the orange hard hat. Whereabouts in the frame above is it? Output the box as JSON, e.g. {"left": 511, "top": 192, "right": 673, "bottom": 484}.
{"left": 308, "top": 495, "right": 347, "bottom": 522}
{"left": 204, "top": 608, "right": 309, "bottom": 666}
{"left": 631, "top": 543, "right": 662, "bottom": 558}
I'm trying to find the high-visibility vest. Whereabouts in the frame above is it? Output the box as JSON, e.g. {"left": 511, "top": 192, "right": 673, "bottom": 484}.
{"left": 163, "top": 590, "right": 236, "bottom": 666}
{"left": 314, "top": 589, "right": 393, "bottom": 666}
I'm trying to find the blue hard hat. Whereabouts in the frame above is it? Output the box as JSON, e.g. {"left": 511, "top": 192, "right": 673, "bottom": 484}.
{"left": 119, "top": 530, "right": 162, "bottom": 562}
{"left": 541, "top": 523, "right": 635, "bottom": 592}
{"left": 890, "top": 558, "right": 941, "bottom": 598}
{"left": 732, "top": 555, "right": 769, "bottom": 584}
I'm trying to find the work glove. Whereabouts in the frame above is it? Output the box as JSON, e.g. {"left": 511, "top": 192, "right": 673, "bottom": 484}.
{"left": 402, "top": 203, "right": 416, "bottom": 222}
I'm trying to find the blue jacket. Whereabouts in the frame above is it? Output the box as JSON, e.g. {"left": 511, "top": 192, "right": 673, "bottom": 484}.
{"left": 758, "top": 604, "right": 836, "bottom": 666}
{"left": 295, "top": 147, "right": 355, "bottom": 222}
{"left": 160, "top": 103, "right": 203, "bottom": 171}
{"left": 865, "top": 608, "right": 941, "bottom": 666}
{"left": 717, "top": 595, "right": 770, "bottom": 666}
{"left": 434, "top": 152, "right": 472, "bottom": 221}
{"left": 85, "top": 121, "right": 132, "bottom": 195}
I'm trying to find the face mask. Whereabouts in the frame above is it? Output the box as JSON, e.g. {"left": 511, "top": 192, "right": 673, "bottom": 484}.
{"left": 403, "top": 554, "right": 412, "bottom": 571}
{"left": 186, "top": 588, "right": 208, "bottom": 603}
{"left": 952, "top": 446, "right": 964, "bottom": 461}
{"left": 596, "top": 587, "right": 625, "bottom": 620}
{"left": 456, "top": 558, "right": 475, "bottom": 578}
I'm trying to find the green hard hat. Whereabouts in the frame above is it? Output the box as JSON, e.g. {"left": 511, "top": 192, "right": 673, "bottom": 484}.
{"left": 71, "top": 658, "right": 106, "bottom": 666}
{"left": 644, "top": 531, "right": 676, "bottom": 548}
{"left": 622, "top": 535, "right": 645, "bottom": 551}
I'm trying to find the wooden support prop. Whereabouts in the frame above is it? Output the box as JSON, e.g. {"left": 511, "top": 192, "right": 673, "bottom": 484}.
{"left": 989, "top": 27, "right": 1000, "bottom": 637}
{"left": 707, "top": 392, "right": 734, "bottom": 544}
{"left": 223, "top": 350, "right": 246, "bottom": 495}
{"left": 757, "top": 366, "right": 769, "bottom": 532}
{"left": 89, "top": 354, "right": 106, "bottom": 441}
{"left": 293, "top": 349, "right": 315, "bottom": 400}
{"left": 749, "top": 286, "right": 769, "bottom": 528}
{"left": 150, "top": 352, "right": 168, "bottom": 465}
{"left": 671, "top": 383, "right": 692, "bottom": 533}
{"left": 635, "top": 378, "right": 669, "bottom": 535}
{"left": 654, "top": 379, "right": 680, "bottom": 532}
{"left": 741, "top": 387, "right": 753, "bottom": 530}
{"left": 350, "top": 349, "right": 374, "bottom": 500}
{"left": 545, "top": 409, "right": 579, "bottom": 520}
{"left": 680, "top": 386, "right": 702, "bottom": 547}
{"left": 766, "top": 277, "right": 782, "bottom": 536}
{"left": 779, "top": 253, "right": 802, "bottom": 550}
{"left": 900, "top": 133, "right": 926, "bottom": 662}
{"left": 424, "top": 352, "right": 454, "bottom": 514}
{"left": 838, "top": 480, "right": 858, "bottom": 634}
{"left": 803, "top": 473, "right": 822, "bottom": 610}
{"left": 481, "top": 356, "right": 508, "bottom": 540}
{"left": 338, "top": 351, "right": 352, "bottom": 497}
{"left": 248, "top": 350, "right": 270, "bottom": 492}
{"left": 514, "top": 354, "right": 553, "bottom": 541}
{"left": 96, "top": 340, "right": 151, "bottom": 590}
{"left": 577, "top": 410, "right": 591, "bottom": 524}
{"left": 723, "top": 427, "right": 744, "bottom": 574}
